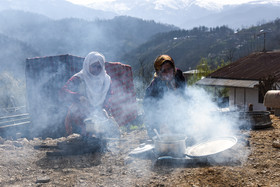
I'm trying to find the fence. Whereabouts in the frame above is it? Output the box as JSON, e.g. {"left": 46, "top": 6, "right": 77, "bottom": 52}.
{"left": 0, "top": 106, "right": 31, "bottom": 138}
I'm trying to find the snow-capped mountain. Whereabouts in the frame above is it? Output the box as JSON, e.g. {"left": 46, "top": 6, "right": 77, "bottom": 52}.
{"left": 0, "top": 0, "right": 279, "bottom": 29}
{"left": 85, "top": 0, "right": 280, "bottom": 29}
{"left": 85, "top": 0, "right": 221, "bottom": 12}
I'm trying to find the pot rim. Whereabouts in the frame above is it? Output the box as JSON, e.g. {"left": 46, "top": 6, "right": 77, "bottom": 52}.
{"left": 153, "top": 134, "right": 187, "bottom": 143}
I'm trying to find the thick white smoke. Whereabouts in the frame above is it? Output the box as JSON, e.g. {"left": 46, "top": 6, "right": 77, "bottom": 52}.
{"left": 151, "top": 86, "right": 240, "bottom": 143}
{"left": 141, "top": 85, "right": 250, "bottom": 165}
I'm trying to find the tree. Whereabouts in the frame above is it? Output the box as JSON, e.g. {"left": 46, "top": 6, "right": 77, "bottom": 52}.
{"left": 188, "top": 58, "right": 230, "bottom": 101}
{"left": 188, "top": 57, "right": 221, "bottom": 85}
{"left": 258, "top": 74, "right": 278, "bottom": 103}
{"left": 135, "top": 57, "right": 154, "bottom": 98}
{"left": 225, "top": 48, "right": 236, "bottom": 62}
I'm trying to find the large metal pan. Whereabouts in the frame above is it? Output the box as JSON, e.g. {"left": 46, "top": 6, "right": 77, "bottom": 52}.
{"left": 185, "top": 136, "right": 237, "bottom": 158}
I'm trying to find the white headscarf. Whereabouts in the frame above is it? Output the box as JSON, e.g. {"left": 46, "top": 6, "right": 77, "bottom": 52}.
{"left": 74, "top": 51, "right": 111, "bottom": 108}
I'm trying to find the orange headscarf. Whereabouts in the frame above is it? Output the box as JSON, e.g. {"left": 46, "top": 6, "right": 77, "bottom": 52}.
{"left": 154, "top": 55, "right": 176, "bottom": 77}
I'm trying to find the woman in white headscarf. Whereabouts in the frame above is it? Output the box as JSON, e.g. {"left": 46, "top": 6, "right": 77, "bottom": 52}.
{"left": 61, "top": 51, "right": 119, "bottom": 137}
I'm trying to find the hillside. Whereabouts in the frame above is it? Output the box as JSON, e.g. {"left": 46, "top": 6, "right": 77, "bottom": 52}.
{"left": 0, "top": 10, "right": 279, "bottom": 83}
{"left": 120, "top": 19, "right": 280, "bottom": 79}
{"left": 0, "top": 10, "right": 177, "bottom": 58}
{"left": 0, "top": 33, "right": 39, "bottom": 77}
{"left": 0, "top": 10, "right": 177, "bottom": 77}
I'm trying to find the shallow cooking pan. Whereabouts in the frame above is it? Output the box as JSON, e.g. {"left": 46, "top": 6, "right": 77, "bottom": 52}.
{"left": 185, "top": 136, "right": 237, "bottom": 158}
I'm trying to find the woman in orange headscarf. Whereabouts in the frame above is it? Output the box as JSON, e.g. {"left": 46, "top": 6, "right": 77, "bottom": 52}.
{"left": 143, "top": 54, "right": 185, "bottom": 138}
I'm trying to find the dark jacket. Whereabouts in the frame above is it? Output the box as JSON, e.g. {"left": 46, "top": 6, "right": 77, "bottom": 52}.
{"left": 143, "top": 69, "right": 186, "bottom": 138}
{"left": 144, "top": 69, "right": 185, "bottom": 100}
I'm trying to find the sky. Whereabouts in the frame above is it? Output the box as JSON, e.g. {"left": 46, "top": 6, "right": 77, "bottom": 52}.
{"left": 66, "top": 0, "right": 280, "bottom": 7}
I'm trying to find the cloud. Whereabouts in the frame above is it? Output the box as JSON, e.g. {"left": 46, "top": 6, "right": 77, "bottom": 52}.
{"left": 66, "top": 0, "right": 280, "bottom": 10}
{"left": 66, "top": 0, "right": 116, "bottom": 6}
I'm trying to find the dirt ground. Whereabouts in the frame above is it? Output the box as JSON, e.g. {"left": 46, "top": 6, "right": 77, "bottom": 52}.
{"left": 0, "top": 115, "right": 280, "bottom": 187}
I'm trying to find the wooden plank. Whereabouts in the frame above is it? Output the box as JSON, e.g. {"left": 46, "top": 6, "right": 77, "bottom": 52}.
{"left": 0, "top": 113, "right": 29, "bottom": 121}
{"left": 0, "top": 117, "right": 30, "bottom": 126}
{"left": 0, "top": 121, "right": 31, "bottom": 129}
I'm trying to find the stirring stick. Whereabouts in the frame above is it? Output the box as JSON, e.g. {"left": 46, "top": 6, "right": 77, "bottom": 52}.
{"left": 153, "top": 129, "right": 161, "bottom": 140}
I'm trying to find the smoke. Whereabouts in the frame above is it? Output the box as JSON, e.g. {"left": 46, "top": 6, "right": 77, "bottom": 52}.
{"left": 150, "top": 86, "right": 239, "bottom": 142}
{"left": 0, "top": 72, "right": 25, "bottom": 108}
{"left": 23, "top": 55, "right": 86, "bottom": 139}
{"left": 143, "top": 84, "right": 251, "bottom": 164}
{"left": 0, "top": 9, "right": 175, "bottom": 139}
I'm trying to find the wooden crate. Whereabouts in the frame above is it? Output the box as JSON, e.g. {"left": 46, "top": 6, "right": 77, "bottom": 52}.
{"left": 25, "top": 54, "right": 84, "bottom": 138}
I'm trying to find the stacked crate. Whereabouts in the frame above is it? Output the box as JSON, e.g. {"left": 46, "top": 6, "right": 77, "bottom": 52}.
{"left": 26, "top": 54, "right": 84, "bottom": 138}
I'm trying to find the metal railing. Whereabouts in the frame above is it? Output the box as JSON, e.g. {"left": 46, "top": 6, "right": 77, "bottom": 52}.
{"left": 0, "top": 106, "right": 31, "bottom": 138}
{"left": 0, "top": 106, "right": 27, "bottom": 116}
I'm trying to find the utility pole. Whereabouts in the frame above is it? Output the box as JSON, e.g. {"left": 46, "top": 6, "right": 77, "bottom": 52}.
{"left": 257, "top": 31, "right": 266, "bottom": 52}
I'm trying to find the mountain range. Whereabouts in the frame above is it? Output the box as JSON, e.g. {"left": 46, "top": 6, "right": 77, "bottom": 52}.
{"left": 85, "top": 0, "right": 280, "bottom": 29}
{"left": 0, "top": 0, "right": 280, "bottom": 81}
{"left": 1, "top": 0, "right": 280, "bottom": 29}
{"left": 0, "top": 0, "right": 116, "bottom": 20}
{"left": 0, "top": 9, "right": 177, "bottom": 78}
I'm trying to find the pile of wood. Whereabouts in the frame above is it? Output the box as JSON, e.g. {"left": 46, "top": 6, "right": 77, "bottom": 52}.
{"left": 34, "top": 135, "right": 107, "bottom": 156}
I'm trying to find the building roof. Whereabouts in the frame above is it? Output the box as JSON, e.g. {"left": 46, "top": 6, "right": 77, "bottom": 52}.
{"left": 183, "top": 69, "right": 199, "bottom": 75}
{"left": 208, "top": 51, "right": 280, "bottom": 80}
{"left": 196, "top": 78, "right": 258, "bottom": 88}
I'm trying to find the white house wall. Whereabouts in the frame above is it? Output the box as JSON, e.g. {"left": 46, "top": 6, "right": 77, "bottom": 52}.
{"left": 229, "top": 87, "right": 266, "bottom": 111}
